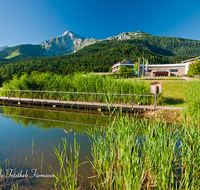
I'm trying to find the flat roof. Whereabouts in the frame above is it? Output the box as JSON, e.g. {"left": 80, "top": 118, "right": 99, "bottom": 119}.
{"left": 181, "top": 56, "right": 200, "bottom": 63}
{"left": 148, "top": 63, "right": 185, "bottom": 67}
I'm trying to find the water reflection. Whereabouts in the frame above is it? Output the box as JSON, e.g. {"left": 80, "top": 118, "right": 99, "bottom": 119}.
{"left": 0, "top": 105, "right": 107, "bottom": 189}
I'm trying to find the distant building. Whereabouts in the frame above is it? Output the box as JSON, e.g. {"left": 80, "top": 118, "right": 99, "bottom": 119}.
{"left": 112, "top": 57, "right": 199, "bottom": 77}
{"left": 147, "top": 63, "right": 186, "bottom": 77}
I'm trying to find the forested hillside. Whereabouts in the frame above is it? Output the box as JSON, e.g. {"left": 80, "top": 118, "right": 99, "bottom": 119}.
{"left": 138, "top": 32, "right": 200, "bottom": 56}
{"left": 1, "top": 31, "right": 200, "bottom": 60}
{"left": 0, "top": 44, "right": 44, "bottom": 59}
{"left": 0, "top": 43, "right": 191, "bottom": 83}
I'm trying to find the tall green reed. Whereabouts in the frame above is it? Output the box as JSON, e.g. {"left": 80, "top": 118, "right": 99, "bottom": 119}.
{"left": 88, "top": 113, "right": 200, "bottom": 189}
{"left": 50, "top": 135, "right": 81, "bottom": 190}
{"left": 3, "top": 72, "right": 160, "bottom": 105}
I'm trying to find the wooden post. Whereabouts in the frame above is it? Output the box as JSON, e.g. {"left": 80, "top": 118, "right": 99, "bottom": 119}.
{"left": 59, "top": 92, "right": 60, "bottom": 102}
{"left": 75, "top": 93, "right": 76, "bottom": 104}
{"left": 154, "top": 93, "right": 157, "bottom": 110}
{"left": 132, "top": 95, "right": 133, "bottom": 109}
{"left": 92, "top": 93, "right": 94, "bottom": 105}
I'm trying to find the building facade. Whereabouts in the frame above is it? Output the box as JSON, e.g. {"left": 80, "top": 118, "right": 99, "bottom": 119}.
{"left": 147, "top": 63, "right": 186, "bottom": 77}
{"left": 112, "top": 56, "right": 200, "bottom": 77}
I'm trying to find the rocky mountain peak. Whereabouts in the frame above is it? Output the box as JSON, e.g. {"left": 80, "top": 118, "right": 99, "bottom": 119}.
{"left": 40, "top": 31, "right": 96, "bottom": 56}
{"left": 0, "top": 45, "right": 9, "bottom": 51}
{"left": 106, "top": 31, "right": 143, "bottom": 41}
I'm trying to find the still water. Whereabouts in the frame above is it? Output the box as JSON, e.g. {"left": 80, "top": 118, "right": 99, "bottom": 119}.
{"left": 0, "top": 105, "right": 108, "bottom": 189}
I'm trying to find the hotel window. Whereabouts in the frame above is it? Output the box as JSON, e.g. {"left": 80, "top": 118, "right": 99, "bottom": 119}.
{"left": 170, "top": 69, "right": 178, "bottom": 72}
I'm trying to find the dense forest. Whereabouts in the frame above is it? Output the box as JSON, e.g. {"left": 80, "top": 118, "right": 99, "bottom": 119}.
{"left": 0, "top": 42, "right": 192, "bottom": 83}
{"left": 135, "top": 32, "right": 200, "bottom": 56}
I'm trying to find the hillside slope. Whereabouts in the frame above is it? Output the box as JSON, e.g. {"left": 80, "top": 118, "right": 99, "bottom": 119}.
{"left": 0, "top": 31, "right": 200, "bottom": 60}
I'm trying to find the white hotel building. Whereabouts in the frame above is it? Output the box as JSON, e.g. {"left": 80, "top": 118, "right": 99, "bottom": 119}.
{"left": 112, "top": 57, "right": 200, "bottom": 77}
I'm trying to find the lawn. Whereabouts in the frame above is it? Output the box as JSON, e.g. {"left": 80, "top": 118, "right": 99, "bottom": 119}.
{"left": 143, "top": 80, "right": 187, "bottom": 107}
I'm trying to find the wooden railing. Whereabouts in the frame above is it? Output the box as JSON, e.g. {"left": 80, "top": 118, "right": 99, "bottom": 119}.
{"left": 0, "top": 90, "right": 157, "bottom": 109}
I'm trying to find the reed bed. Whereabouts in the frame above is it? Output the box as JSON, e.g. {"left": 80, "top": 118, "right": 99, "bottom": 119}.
{"left": 2, "top": 73, "right": 163, "bottom": 105}
{"left": 88, "top": 114, "right": 200, "bottom": 190}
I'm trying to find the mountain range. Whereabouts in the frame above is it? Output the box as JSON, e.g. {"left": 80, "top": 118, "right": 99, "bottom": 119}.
{"left": 1, "top": 30, "right": 200, "bottom": 60}
{"left": 0, "top": 45, "right": 9, "bottom": 51}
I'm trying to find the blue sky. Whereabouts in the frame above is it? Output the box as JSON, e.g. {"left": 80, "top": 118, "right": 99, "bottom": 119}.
{"left": 1, "top": 0, "right": 200, "bottom": 47}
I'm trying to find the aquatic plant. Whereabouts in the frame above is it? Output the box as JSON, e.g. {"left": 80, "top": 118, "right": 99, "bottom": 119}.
{"left": 88, "top": 114, "right": 200, "bottom": 189}
{"left": 50, "top": 135, "right": 81, "bottom": 190}
{"left": 10, "top": 181, "right": 18, "bottom": 190}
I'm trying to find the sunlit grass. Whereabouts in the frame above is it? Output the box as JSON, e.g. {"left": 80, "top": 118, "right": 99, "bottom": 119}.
{"left": 5, "top": 50, "right": 20, "bottom": 59}
{"left": 144, "top": 80, "right": 187, "bottom": 107}
{"left": 184, "top": 80, "right": 200, "bottom": 120}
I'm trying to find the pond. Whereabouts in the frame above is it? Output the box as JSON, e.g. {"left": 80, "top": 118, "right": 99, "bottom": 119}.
{"left": 0, "top": 105, "right": 109, "bottom": 189}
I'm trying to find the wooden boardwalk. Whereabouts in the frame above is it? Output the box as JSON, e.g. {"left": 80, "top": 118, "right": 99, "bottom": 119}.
{"left": 0, "top": 96, "right": 183, "bottom": 111}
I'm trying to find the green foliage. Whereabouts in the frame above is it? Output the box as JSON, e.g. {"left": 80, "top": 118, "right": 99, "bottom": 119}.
{"left": 118, "top": 66, "right": 134, "bottom": 74}
{"left": 119, "top": 66, "right": 127, "bottom": 74}
{"left": 187, "top": 59, "right": 200, "bottom": 76}
{"left": 51, "top": 136, "right": 80, "bottom": 190}
{"left": 134, "top": 62, "right": 139, "bottom": 72}
{"left": 89, "top": 115, "right": 200, "bottom": 189}
{"left": 184, "top": 80, "right": 200, "bottom": 119}
{"left": 2, "top": 72, "right": 161, "bottom": 105}
{"left": 137, "top": 32, "right": 200, "bottom": 56}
